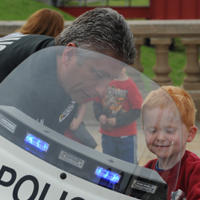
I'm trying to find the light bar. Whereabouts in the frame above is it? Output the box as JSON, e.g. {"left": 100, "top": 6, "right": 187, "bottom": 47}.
{"left": 95, "top": 167, "right": 121, "bottom": 184}
{"left": 25, "top": 133, "right": 49, "bottom": 152}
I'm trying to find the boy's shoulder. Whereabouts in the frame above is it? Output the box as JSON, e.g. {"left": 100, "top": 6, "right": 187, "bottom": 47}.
{"left": 182, "top": 150, "right": 200, "bottom": 164}
{"left": 179, "top": 150, "right": 200, "bottom": 176}
{"left": 143, "top": 151, "right": 200, "bottom": 169}
{"left": 177, "top": 150, "right": 200, "bottom": 197}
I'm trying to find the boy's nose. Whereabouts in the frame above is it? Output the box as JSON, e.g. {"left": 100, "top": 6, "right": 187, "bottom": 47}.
{"left": 155, "top": 131, "right": 166, "bottom": 141}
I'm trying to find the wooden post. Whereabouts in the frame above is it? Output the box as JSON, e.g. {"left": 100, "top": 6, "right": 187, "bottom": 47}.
{"left": 150, "top": 38, "right": 173, "bottom": 86}
{"left": 133, "top": 38, "right": 144, "bottom": 72}
{"left": 181, "top": 38, "right": 200, "bottom": 90}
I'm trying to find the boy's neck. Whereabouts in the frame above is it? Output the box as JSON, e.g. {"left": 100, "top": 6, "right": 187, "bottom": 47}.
{"left": 158, "top": 150, "right": 185, "bottom": 170}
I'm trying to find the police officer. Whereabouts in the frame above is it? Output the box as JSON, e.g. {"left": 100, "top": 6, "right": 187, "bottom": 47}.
{"left": 0, "top": 8, "right": 136, "bottom": 134}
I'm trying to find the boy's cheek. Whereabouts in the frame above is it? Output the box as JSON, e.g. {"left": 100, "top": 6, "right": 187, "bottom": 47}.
{"left": 144, "top": 134, "right": 149, "bottom": 143}
{"left": 169, "top": 135, "right": 179, "bottom": 145}
{"left": 145, "top": 136, "right": 154, "bottom": 147}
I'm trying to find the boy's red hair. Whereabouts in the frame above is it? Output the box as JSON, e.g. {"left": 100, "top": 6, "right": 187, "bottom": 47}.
{"left": 141, "top": 86, "right": 196, "bottom": 130}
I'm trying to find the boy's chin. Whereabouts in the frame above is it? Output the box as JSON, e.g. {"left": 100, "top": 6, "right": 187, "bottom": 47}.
{"left": 151, "top": 150, "right": 171, "bottom": 159}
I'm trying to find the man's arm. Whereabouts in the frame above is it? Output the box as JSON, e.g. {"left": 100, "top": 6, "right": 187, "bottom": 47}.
{"left": 70, "top": 103, "right": 87, "bottom": 131}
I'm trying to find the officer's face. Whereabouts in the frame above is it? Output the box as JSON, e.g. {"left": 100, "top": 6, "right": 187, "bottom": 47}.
{"left": 58, "top": 48, "right": 123, "bottom": 103}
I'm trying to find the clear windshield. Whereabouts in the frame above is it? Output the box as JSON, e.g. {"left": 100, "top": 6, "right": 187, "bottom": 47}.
{"left": 0, "top": 46, "right": 182, "bottom": 200}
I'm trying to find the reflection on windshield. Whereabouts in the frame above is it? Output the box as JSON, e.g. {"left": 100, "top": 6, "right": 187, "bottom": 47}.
{"left": 0, "top": 47, "right": 183, "bottom": 200}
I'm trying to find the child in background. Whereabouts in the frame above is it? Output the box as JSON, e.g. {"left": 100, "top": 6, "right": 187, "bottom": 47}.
{"left": 142, "top": 86, "right": 200, "bottom": 200}
{"left": 93, "top": 67, "right": 143, "bottom": 164}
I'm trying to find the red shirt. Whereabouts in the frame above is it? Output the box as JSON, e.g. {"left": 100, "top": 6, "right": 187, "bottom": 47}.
{"left": 144, "top": 150, "right": 200, "bottom": 200}
{"left": 95, "top": 78, "right": 143, "bottom": 137}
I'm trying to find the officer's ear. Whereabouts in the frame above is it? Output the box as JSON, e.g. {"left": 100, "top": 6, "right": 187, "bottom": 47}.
{"left": 67, "top": 43, "right": 76, "bottom": 47}
{"left": 62, "top": 43, "right": 77, "bottom": 66}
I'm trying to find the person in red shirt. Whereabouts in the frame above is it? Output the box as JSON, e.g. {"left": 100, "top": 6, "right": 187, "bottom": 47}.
{"left": 93, "top": 67, "right": 143, "bottom": 164}
{"left": 142, "top": 86, "right": 200, "bottom": 200}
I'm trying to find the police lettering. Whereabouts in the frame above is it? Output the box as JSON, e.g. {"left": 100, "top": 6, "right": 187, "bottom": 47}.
{"left": 0, "top": 36, "right": 24, "bottom": 52}
{"left": 0, "top": 165, "right": 85, "bottom": 200}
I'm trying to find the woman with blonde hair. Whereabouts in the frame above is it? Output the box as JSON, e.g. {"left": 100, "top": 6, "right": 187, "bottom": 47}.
{"left": 3, "top": 8, "right": 65, "bottom": 38}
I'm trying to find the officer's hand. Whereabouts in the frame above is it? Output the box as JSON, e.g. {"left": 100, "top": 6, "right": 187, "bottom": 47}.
{"left": 70, "top": 118, "right": 80, "bottom": 131}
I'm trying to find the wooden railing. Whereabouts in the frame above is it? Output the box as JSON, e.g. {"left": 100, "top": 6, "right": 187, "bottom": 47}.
{"left": 1, "top": 20, "right": 200, "bottom": 119}
{"left": 129, "top": 20, "right": 200, "bottom": 120}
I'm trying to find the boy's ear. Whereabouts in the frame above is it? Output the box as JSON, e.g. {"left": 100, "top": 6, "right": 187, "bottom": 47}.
{"left": 187, "top": 126, "right": 197, "bottom": 142}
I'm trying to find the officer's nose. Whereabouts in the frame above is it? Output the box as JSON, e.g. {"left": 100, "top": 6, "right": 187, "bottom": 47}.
{"left": 95, "top": 79, "right": 111, "bottom": 97}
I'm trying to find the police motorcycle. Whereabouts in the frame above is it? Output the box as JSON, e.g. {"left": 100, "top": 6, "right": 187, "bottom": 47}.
{"left": 0, "top": 46, "right": 183, "bottom": 200}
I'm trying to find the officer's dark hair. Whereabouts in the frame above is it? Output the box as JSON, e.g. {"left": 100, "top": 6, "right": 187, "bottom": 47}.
{"left": 55, "top": 8, "right": 136, "bottom": 65}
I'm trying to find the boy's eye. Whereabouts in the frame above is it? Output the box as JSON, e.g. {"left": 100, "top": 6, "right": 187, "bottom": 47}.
{"left": 165, "top": 128, "right": 176, "bottom": 134}
{"left": 166, "top": 131, "right": 173, "bottom": 134}
{"left": 147, "top": 128, "right": 157, "bottom": 133}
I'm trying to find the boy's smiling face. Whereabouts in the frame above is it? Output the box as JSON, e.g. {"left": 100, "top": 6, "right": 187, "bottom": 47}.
{"left": 142, "top": 106, "right": 184, "bottom": 165}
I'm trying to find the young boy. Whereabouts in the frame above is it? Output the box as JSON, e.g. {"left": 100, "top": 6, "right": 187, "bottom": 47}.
{"left": 142, "top": 86, "right": 200, "bottom": 200}
{"left": 93, "top": 67, "right": 143, "bottom": 164}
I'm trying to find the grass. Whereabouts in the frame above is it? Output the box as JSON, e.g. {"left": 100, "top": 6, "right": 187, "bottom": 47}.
{"left": 64, "top": 0, "right": 149, "bottom": 6}
{"left": 168, "top": 50, "right": 187, "bottom": 86}
{"left": 0, "top": 0, "right": 196, "bottom": 86}
{"left": 0, "top": 0, "right": 75, "bottom": 20}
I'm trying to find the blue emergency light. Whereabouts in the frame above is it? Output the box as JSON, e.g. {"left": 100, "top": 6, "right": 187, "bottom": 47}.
{"left": 95, "top": 167, "right": 121, "bottom": 184}
{"left": 25, "top": 133, "right": 49, "bottom": 152}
